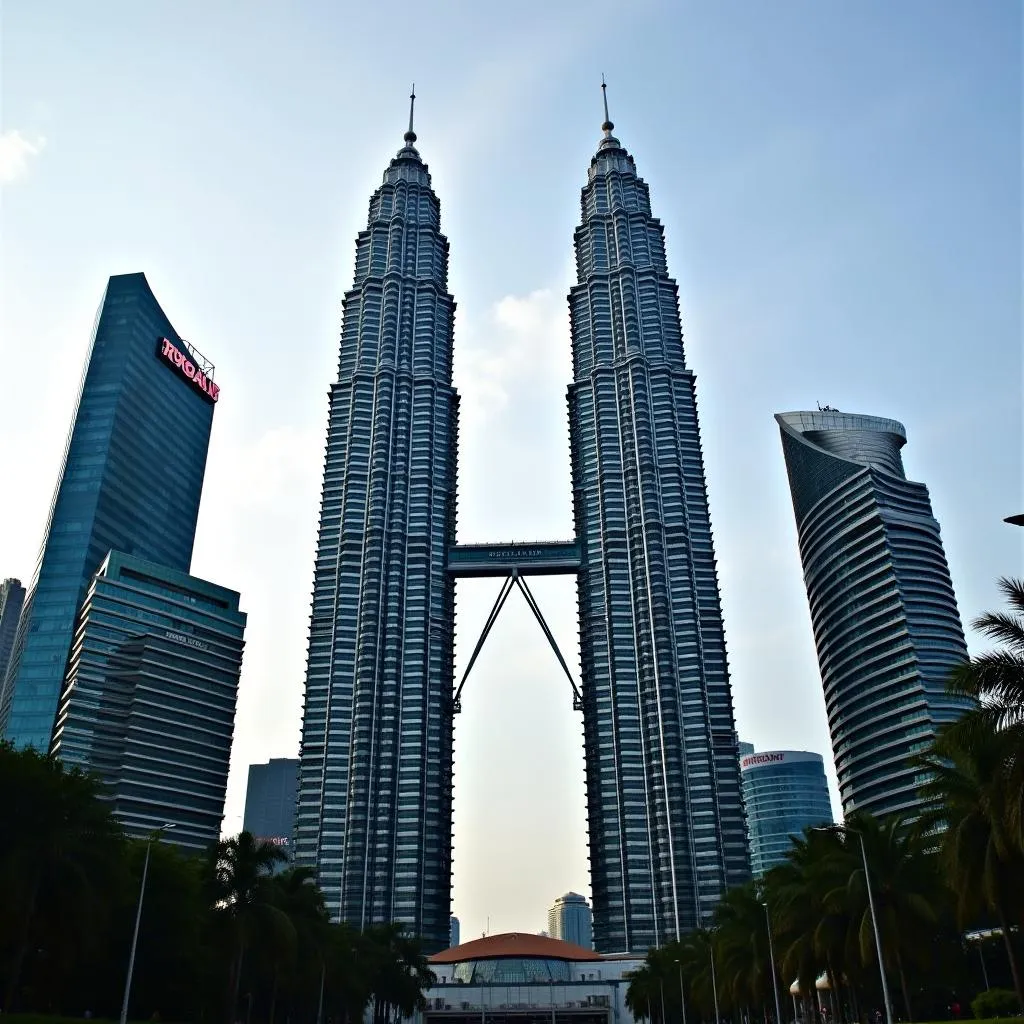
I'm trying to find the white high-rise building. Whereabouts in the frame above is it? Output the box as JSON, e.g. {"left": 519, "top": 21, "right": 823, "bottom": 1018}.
{"left": 547, "top": 893, "right": 593, "bottom": 949}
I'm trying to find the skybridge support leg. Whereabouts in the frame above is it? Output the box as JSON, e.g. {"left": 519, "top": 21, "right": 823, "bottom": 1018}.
{"left": 452, "top": 569, "right": 582, "bottom": 713}
{"left": 514, "top": 574, "right": 583, "bottom": 710}
{"left": 452, "top": 573, "right": 517, "bottom": 713}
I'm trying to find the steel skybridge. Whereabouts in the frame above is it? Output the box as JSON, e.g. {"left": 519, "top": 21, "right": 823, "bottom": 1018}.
{"left": 447, "top": 540, "right": 582, "bottom": 713}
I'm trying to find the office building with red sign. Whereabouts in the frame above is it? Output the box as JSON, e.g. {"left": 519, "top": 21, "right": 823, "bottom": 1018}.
{"left": 2, "top": 272, "right": 220, "bottom": 752}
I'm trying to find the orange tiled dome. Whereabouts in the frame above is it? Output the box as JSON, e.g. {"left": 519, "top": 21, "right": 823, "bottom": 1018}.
{"left": 430, "top": 931, "right": 602, "bottom": 963}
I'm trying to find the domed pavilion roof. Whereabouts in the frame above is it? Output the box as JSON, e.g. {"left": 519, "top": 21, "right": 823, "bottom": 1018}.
{"left": 430, "top": 931, "right": 602, "bottom": 964}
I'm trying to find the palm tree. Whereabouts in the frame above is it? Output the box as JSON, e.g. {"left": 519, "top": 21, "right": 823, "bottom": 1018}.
{"left": 361, "top": 924, "right": 434, "bottom": 1024}
{"left": 917, "top": 720, "right": 1024, "bottom": 1009}
{"left": 766, "top": 828, "right": 842, "bottom": 1020}
{"left": 626, "top": 941, "right": 699, "bottom": 1024}
{"left": 828, "top": 813, "right": 942, "bottom": 1023}
{"left": 210, "top": 831, "right": 289, "bottom": 1024}
{"left": 265, "top": 865, "right": 329, "bottom": 1024}
{"left": 624, "top": 962, "right": 657, "bottom": 1023}
{"left": 947, "top": 576, "right": 1024, "bottom": 838}
{"left": 713, "top": 882, "right": 776, "bottom": 1014}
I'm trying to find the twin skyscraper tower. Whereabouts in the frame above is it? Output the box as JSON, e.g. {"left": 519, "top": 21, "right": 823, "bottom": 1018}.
{"left": 295, "top": 92, "right": 750, "bottom": 954}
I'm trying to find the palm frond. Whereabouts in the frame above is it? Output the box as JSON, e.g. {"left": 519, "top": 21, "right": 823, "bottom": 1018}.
{"left": 973, "top": 606, "right": 1024, "bottom": 653}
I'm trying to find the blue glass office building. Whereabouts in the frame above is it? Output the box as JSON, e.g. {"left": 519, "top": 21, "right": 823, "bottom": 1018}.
{"left": 569, "top": 113, "right": 749, "bottom": 950}
{"left": 739, "top": 749, "right": 833, "bottom": 876}
{"left": 295, "top": 119, "right": 458, "bottom": 949}
{"left": 244, "top": 757, "right": 299, "bottom": 859}
{"left": 1, "top": 273, "right": 216, "bottom": 749}
{"left": 776, "top": 410, "right": 970, "bottom": 817}
{"left": 0, "top": 579, "right": 26, "bottom": 691}
{"left": 50, "top": 552, "right": 245, "bottom": 850}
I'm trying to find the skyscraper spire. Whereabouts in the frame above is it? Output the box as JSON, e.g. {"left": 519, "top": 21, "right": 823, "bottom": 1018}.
{"left": 600, "top": 74, "right": 613, "bottom": 133}
{"left": 405, "top": 83, "right": 417, "bottom": 144}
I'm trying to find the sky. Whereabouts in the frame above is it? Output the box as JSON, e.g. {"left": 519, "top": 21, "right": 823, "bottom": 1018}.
{"left": 1, "top": 0, "right": 1021, "bottom": 944}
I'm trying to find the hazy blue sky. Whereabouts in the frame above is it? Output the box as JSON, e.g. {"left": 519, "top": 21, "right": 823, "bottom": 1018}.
{"left": 2, "top": 0, "right": 1020, "bottom": 943}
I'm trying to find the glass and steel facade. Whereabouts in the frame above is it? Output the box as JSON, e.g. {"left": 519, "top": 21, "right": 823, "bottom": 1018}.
{"left": 569, "top": 121, "right": 749, "bottom": 952}
{"left": 776, "top": 410, "right": 970, "bottom": 818}
{"left": 298, "top": 108, "right": 749, "bottom": 955}
{"left": 739, "top": 749, "right": 833, "bottom": 876}
{"left": 50, "top": 551, "right": 245, "bottom": 851}
{"left": 0, "top": 579, "right": 26, "bottom": 691}
{"left": 452, "top": 958, "right": 573, "bottom": 985}
{"left": 244, "top": 757, "right": 299, "bottom": 862}
{"left": 295, "top": 126, "right": 458, "bottom": 950}
{"left": 2, "top": 273, "right": 215, "bottom": 750}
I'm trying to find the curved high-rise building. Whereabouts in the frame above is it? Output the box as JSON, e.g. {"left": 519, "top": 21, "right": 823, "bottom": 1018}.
{"left": 776, "top": 410, "right": 970, "bottom": 818}
{"left": 739, "top": 749, "right": 833, "bottom": 876}
{"left": 569, "top": 105, "right": 749, "bottom": 951}
{"left": 295, "top": 111, "right": 458, "bottom": 949}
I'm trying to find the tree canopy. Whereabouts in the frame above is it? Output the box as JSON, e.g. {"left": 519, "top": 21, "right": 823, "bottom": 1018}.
{"left": 627, "top": 576, "right": 1024, "bottom": 1023}
{"left": 0, "top": 741, "right": 435, "bottom": 1023}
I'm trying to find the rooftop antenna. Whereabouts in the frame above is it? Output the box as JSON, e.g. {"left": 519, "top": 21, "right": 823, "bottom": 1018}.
{"left": 405, "top": 83, "right": 417, "bottom": 144}
{"left": 600, "top": 74, "right": 614, "bottom": 133}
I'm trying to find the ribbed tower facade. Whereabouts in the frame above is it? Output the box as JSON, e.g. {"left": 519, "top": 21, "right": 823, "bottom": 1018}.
{"left": 295, "top": 118, "right": 458, "bottom": 951}
{"left": 776, "top": 410, "right": 970, "bottom": 817}
{"left": 569, "top": 115, "right": 749, "bottom": 952}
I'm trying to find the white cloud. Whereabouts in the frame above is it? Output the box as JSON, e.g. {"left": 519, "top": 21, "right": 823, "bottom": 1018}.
{"left": 0, "top": 130, "right": 46, "bottom": 184}
{"left": 455, "top": 287, "right": 570, "bottom": 431}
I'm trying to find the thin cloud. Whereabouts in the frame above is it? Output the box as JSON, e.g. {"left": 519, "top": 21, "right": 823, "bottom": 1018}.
{"left": 0, "top": 130, "right": 46, "bottom": 184}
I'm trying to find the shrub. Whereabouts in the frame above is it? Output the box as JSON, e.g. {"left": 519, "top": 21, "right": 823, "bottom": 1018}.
{"left": 971, "top": 989, "right": 1020, "bottom": 1019}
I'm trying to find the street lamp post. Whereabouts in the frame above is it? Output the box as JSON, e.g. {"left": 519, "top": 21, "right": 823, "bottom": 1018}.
{"left": 855, "top": 829, "right": 894, "bottom": 1024}
{"left": 815, "top": 826, "right": 894, "bottom": 1024}
{"left": 660, "top": 978, "right": 667, "bottom": 1024}
{"left": 316, "top": 961, "right": 326, "bottom": 1024}
{"left": 694, "top": 865, "right": 720, "bottom": 1024}
{"left": 675, "top": 959, "right": 688, "bottom": 1024}
{"left": 763, "top": 901, "right": 783, "bottom": 1024}
{"left": 975, "top": 942, "right": 991, "bottom": 991}
{"left": 708, "top": 934, "right": 720, "bottom": 1024}
{"left": 120, "top": 823, "right": 175, "bottom": 1024}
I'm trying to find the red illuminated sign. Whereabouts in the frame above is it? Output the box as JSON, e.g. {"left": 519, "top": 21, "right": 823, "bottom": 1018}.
{"left": 741, "top": 752, "right": 786, "bottom": 769}
{"left": 157, "top": 337, "right": 220, "bottom": 403}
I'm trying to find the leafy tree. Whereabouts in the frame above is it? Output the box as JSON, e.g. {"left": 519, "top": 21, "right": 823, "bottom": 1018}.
{"left": 0, "top": 741, "right": 123, "bottom": 1012}
{"left": 1, "top": 740, "right": 438, "bottom": 1022}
